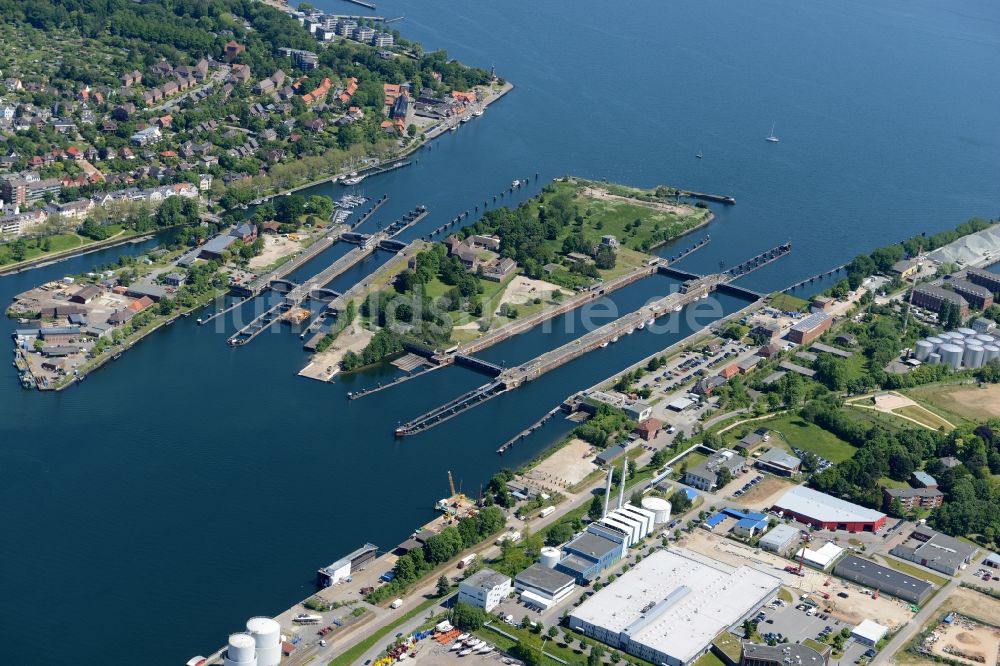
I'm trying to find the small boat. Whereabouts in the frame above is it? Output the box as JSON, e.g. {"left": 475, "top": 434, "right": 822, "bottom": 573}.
{"left": 460, "top": 116, "right": 470, "bottom": 123}
{"left": 450, "top": 125, "right": 458, "bottom": 132}
{"left": 646, "top": 317, "right": 655, "bottom": 326}
{"left": 457, "top": 634, "right": 469, "bottom": 641}
{"left": 478, "top": 646, "right": 493, "bottom": 654}
{"left": 458, "top": 649, "right": 473, "bottom": 657}
{"left": 637, "top": 322, "right": 645, "bottom": 330}
{"left": 474, "top": 109, "right": 484, "bottom": 117}
{"left": 511, "top": 179, "right": 521, "bottom": 188}
{"left": 450, "top": 643, "right": 464, "bottom": 651}
{"left": 466, "top": 639, "right": 482, "bottom": 648}
{"left": 696, "top": 150, "right": 703, "bottom": 159}
{"left": 673, "top": 305, "right": 682, "bottom": 312}
{"left": 765, "top": 122, "right": 779, "bottom": 143}
{"left": 611, "top": 336, "right": 619, "bottom": 343}
{"left": 349, "top": 171, "right": 358, "bottom": 177}
{"left": 600, "top": 341, "right": 609, "bottom": 348}
{"left": 342, "top": 177, "right": 363, "bottom": 185}
{"left": 626, "top": 328, "right": 634, "bottom": 335}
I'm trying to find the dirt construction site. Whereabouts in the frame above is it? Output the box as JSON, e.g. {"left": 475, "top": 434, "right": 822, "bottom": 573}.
{"left": 924, "top": 613, "right": 1000, "bottom": 666}
{"left": 679, "top": 530, "right": 916, "bottom": 628}
{"left": 520, "top": 438, "right": 600, "bottom": 492}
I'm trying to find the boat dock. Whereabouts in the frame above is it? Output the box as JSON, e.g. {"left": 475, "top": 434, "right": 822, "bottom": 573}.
{"left": 354, "top": 160, "right": 412, "bottom": 182}
{"left": 784, "top": 262, "right": 847, "bottom": 292}
{"left": 343, "top": 0, "right": 375, "bottom": 10}
{"left": 393, "top": 243, "right": 791, "bottom": 436}
{"left": 349, "top": 194, "right": 389, "bottom": 229}
{"left": 496, "top": 407, "right": 563, "bottom": 454}
{"left": 234, "top": 224, "right": 350, "bottom": 298}
{"left": 677, "top": 190, "right": 737, "bottom": 205}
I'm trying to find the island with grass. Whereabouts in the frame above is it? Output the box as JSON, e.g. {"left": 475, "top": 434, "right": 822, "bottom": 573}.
{"left": 300, "top": 176, "right": 713, "bottom": 378}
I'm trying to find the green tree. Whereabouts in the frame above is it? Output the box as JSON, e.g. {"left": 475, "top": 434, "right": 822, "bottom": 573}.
{"left": 436, "top": 575, "right": 450, "bottom": 597}
{"left": 588, "top": 494, "right": 604, "bottom": 522}
{"left": 451, "top": 602, "right": 487, "bottom": 631}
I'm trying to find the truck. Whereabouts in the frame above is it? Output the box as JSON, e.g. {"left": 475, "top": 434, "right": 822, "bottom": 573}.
{"left": 391, "top": 598, "right": 403, "bottom": 609}
{"left": 458, "top": 554, "right": 477, "bottom": 569}
{"left": 539, "top": 506, "right": 556, "bottom": 518}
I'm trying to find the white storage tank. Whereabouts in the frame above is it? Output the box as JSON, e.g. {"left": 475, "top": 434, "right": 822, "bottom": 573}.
{"left": 985, "top": 345, "right": 1000, "bottom": 363}
{"left": 641, "top": 496, "right": 672, "bottom": 525}
{"left": 926, "top": 336, "right": 944, "bottom": 352}
{"left": 958, "top": 327, "right": 977, "bottom": 337}
{"left": 246, "top": 617, "right": 281, "bottom": 666}
{"left": 939, "top": 343, "right": 964, "bottom": 370}
{"left": 965, "top": 345, "right": 985, "bottom": 369}
{"left": 976, "top": 334, "right": 996, "bottom": 345}
{"left": 224, "top": 634, "right": 257, "bottom": 666}
{"left": 914, "top": 340, "right": 933, "bottom": 361}
{"left": 927, "top": 352, "right": 941, "bottom": 365}
{"left": 941, "top": 331, "right": 963, "bottom": 341}
{"left": 540, "top": 547, "right": 561, "bottom": 568}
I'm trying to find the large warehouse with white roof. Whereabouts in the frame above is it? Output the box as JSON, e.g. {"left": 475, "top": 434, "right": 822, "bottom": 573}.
{"left": 567, "top": 548, "right": 782, "bottom": 666}
{"left": 772, "top": 486, "right": 887, "bottom": 533}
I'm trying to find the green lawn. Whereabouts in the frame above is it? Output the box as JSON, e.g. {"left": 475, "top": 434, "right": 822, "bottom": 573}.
{"left": 879, "top": 476, "right": 909, "bottom": 490}
{"left": 694, "top": 652, "right": 727, "bottom": 666}
{"left": 327, "top": 595, "right": 443, "bottom": 666}
{"left": 880, "top": 558, "right": 951, "bottom": 587}
{"left": 754, "top": 413, "right": 858, "bottom": 463}
{"left": 712, "top": 632, "right": 743, "bottom": 661}
{"left": 768, "top": 292, "right": 810, "bottom": 312}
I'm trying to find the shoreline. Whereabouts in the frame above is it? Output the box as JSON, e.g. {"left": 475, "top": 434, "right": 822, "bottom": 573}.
{"left": 0, "top": 232, "right": 156, "bottom": 277}
{"left": 245, "top": 81, "right": 515, "bottom": 207}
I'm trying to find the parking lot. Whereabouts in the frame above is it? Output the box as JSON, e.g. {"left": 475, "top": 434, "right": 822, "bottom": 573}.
{"left": 755, "top": 597, "right": 871, "bottom": 665}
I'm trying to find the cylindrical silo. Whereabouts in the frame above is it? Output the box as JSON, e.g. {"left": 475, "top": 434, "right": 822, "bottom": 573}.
{"left": 942, "top": 331, "right": 963, "bottom": 342}
{"left": 965, "top": 345, "right": 985, "bottom": 369}
{"left": 939, "top": 343, "right": 963, "bottom": 370}
{"left": 976, "top": 334, "right": 995, "bottom": 345}
{"left": 540, "top": 547, "right": 561, "bottom": 568}
{"left": 246, "top": 618, "right": 281, "bottom": 666}
{"left": 958, "top": 327, "right": 977, "bottom": 337}
{"left": 224, "top": 634, "right": 257, "bottom": 666}
{"left": 926, "top": 336, "right": 944, "bottom": 352}
{"left": 927, "top": 353, "right": 941, "bottom": 365}
{"left": 985, "top": 345, "right": 1000, "bottom": 363}
{"left": 641, "top": 496, "right": 672, "bottom": 525}
{"left": 914, "top": 340, "right": 933, "bottom": 361}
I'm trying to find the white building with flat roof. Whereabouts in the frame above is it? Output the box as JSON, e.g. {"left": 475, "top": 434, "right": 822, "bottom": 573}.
{"left": 852, "top": 619, "right": 888, "bottom": 646}
{"left": 795, "top": 542, "right": 844, "bottom": 570}
{"left": 458, "top": 568, "right": 511, "bottom": 612}
{"left": 568, "top": 548, "right": 781, "bottom": 666}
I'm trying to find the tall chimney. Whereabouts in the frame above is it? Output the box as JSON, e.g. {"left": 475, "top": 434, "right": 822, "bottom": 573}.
{"left": 617, "top": 459, "right": 627, "bottom": 509}
{"left": 602, "top": 465, "right": 613, "bottom": 518}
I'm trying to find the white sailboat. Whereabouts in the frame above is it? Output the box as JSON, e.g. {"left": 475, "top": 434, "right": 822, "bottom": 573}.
{"left": 765, "top": 122, "right": 779, "bottom": 143}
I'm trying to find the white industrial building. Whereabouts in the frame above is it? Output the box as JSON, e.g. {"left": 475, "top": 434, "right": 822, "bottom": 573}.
{"left": 795, "top": 542, "right": 844, "bottom": 570}
{"left": 758, "top": 524, "right": 800, "bottom": 553}
{"left": 514, "top": 563, "right": 576, "bottom": 610}
{"left": 458, "top": 568, "right": 511, "bottom": 612}
{"left": 567, "top": 549, "right": 781, "bottom": 666}
{"left": 852, "top": 619, "right": 888, "bottom": 646}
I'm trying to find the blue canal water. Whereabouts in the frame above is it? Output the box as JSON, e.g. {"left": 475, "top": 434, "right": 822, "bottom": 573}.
{"left": 1, "top": 0, "right": 998, "bottom": 663}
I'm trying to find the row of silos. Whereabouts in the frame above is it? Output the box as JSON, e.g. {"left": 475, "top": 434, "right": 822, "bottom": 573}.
{"left": 915, "top": 330, "right": 1000, "bottom": 369}
{"left": 224, "top": 617, "right": 282, "bottom": 666}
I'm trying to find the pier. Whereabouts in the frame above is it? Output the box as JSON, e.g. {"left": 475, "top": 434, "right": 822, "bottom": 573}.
{"left": 352, "top": 160, "right": 412, "bottom": 182}
{"left": 343, "top": 0, "right": 375, "bottom": 9}
{"left": 496, "top": 407, "right": 563, "bottom": 454}
{"left": 784, "top": 262, "right": 847, "bottom": 292}
{"left": 393, "top": 243, "right": 791, "bottom": 436}
{"left": 676, "top": 189, "right": 737, "bottom": 205}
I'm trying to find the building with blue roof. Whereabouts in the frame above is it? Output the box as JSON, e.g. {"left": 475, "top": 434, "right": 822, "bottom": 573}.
{"left": 733, "top": 515, "right": 770, "bottom": 538}
{"left": 703, "top": 513, "right": 727, "bottom": 531}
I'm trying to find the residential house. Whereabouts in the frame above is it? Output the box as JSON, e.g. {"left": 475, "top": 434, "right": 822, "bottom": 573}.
{"left": 684, "top": 449, "right": 746, "bottom": 491}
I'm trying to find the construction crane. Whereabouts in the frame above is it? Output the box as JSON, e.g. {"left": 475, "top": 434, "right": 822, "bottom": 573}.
{"left": 447, "top": 470, "right": 456, "bottom": 497}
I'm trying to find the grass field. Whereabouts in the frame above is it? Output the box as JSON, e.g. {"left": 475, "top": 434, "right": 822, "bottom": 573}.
{"left": 694, "top": 651, "right": 728, "bottom": 666}
{"left": 879, "top": 557, "right": 951, "bottom": 588}
{"left": 754, "top": 413, "right": 858, "bottom": 462}
{"left": 768, "top": 292, "right": 810, "bottom": 312}
{"left": 906, "top": 383, "right": 1000, "bottom": 423}
{"left": 893, "top": 405, "right": 954, "bottom": 431}
{"left": 879, "top": 476, "right": 909, "bottom": 489}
